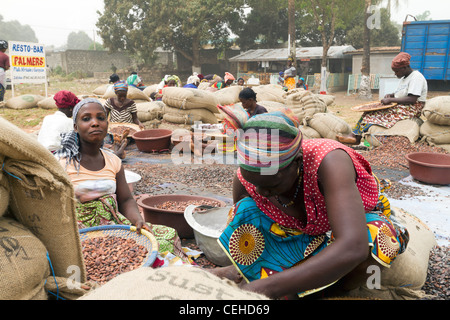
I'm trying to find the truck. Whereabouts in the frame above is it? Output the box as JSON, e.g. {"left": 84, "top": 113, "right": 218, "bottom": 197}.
{"left": 401, "top": 19, "right": 450, "bottom": 81}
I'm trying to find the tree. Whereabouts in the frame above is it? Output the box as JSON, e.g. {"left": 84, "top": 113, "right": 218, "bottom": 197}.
{"left": 303, "top": 0, "right": 363, "bottom": 92}
{"left": 97, "top": 0, "right": 244, "bottom": 71}
{"left": 229, "top": 0, "right": 289, "bottom": 51}
{"left": 67, "top": 31, "right": 95, "bottom": 50}
{"left": 0, "top": 15, "right": 38, "bottom": 43}
{"left": 288, "top": 0, "right": 296, "bottom": 63}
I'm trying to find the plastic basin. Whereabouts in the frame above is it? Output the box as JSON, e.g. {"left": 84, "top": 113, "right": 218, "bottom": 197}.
{"left": 136, "top": 194, "right": 226, "bottom": 239}
{"left": 405, "top": 152, "right": 450, "bottom": 185}
{"left": 132, "top": 129, "right": 173, "bottom": 153}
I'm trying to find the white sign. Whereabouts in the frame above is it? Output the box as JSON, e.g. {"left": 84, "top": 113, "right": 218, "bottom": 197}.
{"left": 9, "top": 41, "right": 47, "bottom": 84}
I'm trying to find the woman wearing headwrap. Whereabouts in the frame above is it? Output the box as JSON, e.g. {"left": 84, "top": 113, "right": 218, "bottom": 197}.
{"left": 54, "top": 98, "right": 194, "bottom": 267}
{"left": 126, "top": 71, "right": 146, "bottom": 90}
{"left": 211, "top": 104, "right": 409, "bottom": 299}
{"left": 337, "top": 52, "right": 428, "bottom": 145}
{"left": 104, "top": 80, "right": 144, "bottom": 130}
{"left": 37, "top": 90, "right": 80, "bottom": 153}
{"left": 212, "top": 72, "right": 235, "bottom": 90}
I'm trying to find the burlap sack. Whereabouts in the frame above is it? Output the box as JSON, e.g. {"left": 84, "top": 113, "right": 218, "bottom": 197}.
{"left": 343, "top": 207, "right": 437, "bottom": 300}
{"left": 136, "top": 101, "right": 165, "bottom": 122}
{"left": 163, "top": 113, "right": 202, "bottom": 125}
{"left": 215, "top": 86, "right": 243, "bottom": 106}
{"left": 422, "top": 96, "right": 450, "bottom": 126}
{"left": 306, "top": 113, "right": 352, "bottom": 140}
{"left": 299, "top": 125, "right": 321, "bottom": 140}
{"left": 103, "top": 86, "right": 151, "bottom": 102}
{"left": 316, "top": 94, "right": 335, "bottom": 106}
{"left": 143, "top": 84, "right": 159, "bottom": 97}
{"left": 92, "top": 84, "right": 109, "bottom": 96}
{"left": 78, "top": 266, "right": 269, "bottom": 300}
{"left": 198, "top": 82, "right": 211, "bottom": 90}
{"left": 284, "top": 90, "right": 327, "bottom": 121}
{"left": 419, "top": 121, "right": 450, "bottom": 145}
{"left": 0, "top": 116, "right": 86, "bottom": 282}
{"left": 162, "top": 87, "right": 220, "bottom": 114}
{"left": 37, "top": 96, "right": 57, "bottom": 109}
{"left": 0, "top": 216, "right": 50, "bottom": 300}
{"left": 368, "top": 118, "right": 422, "bottom": 144}
{"left": 252, "top": 84, "right": 286, "bottom": 103}
{"left": 5, "top": 94, "right": 45, "bottom": 110}
{"left": 163, "top": 105, "right": 218, "bottom": 124}
{"left": 0, "top": 171, "right": 9, "bottom": 217}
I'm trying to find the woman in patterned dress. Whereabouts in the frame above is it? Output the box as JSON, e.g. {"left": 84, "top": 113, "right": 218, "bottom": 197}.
{"left": 337, "top": 52, "right": 428, "bottom": 145}
{"left": 212, "top": 104, "right": 409, "bottom": 299}
{"left": 54, "top": 98, "right": 191, "bottom": 267}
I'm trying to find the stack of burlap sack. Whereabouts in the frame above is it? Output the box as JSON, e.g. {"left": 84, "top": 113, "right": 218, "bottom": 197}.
{"left": 419, "top": 96, "right": 450, "bottom": 152}
{"left": 0, "top": 116, "right": 90, "bottom": 300}
{"left": 361, "top": 96, "right": 450, "bottom": 150}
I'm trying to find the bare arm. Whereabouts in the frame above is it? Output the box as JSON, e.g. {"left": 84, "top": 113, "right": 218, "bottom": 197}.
{"left": 239, "top": 149, "right": 369, "bottom": 299}
{"left": 381, "top": 94, "right": 418, "bottom": 105}
{"left": 115, "top": 165, "right": 148, "bottom": 233}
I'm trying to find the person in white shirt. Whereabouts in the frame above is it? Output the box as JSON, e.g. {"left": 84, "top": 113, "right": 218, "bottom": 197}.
{"left": 37, "top": 90, "right": 80, "bottom": 153}
{"left": 337, "top": 52, "right": 428, "bottom": 145}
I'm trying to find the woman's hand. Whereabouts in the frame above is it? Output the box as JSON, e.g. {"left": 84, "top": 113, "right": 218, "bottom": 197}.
{"left": 381, "top": 97, "right": 393, "bottom": 105}
{"left": 135, "top": 219, "right": 150, "bottom": 234}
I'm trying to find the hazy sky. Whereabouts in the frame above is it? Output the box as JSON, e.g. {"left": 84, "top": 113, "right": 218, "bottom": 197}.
{"left": 1, "top": 0, "right": 450, "bottom": 47}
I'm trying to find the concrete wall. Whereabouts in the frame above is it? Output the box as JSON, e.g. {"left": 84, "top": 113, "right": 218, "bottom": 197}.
{"left": 351, "top": 53, "right": 398, "bottom": 76}
{"left": 46, "top": 50, "right": 131, "bottom": 76}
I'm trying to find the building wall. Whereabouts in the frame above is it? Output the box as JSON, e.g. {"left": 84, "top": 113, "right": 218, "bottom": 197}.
{"left": 351, "top": 53, "right": 398, "bottom": 76}
{"left": 46, "top": 50, "right": 132, "bottom": 76}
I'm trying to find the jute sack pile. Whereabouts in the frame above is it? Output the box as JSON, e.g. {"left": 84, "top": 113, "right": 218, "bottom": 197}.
{"left": 162, "top": 87, "right": 220, "bottom": 114}
{"left": 0, "top": 116, "right": 86, "bottom": 286}
{"left": 5, "top": 94, "right": 45, "bottom": 110}
{"left": 419, "top": 120, "right": 450, "bottom": 146}
{"left": 162, "top": 105, "right": 218, "bottom": 125}
{"left": 316, "top": 94, "right": 335, "bottom": 106}
{"left": 367, "top": 118, "right": 423, "bottom": 144}
{"left": 92, "top": 84, "right": 110, "bottom": 96}
{"left": 0, "top": 216, "right": 50, "bottom": 300}
{"left": 198, "top": 82, "right": 211, "bottom": 90}
{"left": 284, "top": 89, "right": 327, "bottom": 122}
{"left": 37, "top": 96, "right": 58, "bottom": 109}
{"left": 103, "top": 85, "right": 151, "bottom": 102}
{"left": 79, "top": 266, "right": 269, "bottom": 300}
{"left": 136, "top": 101, "right": 166, "bottom": 122}
{"left": 252, "top": 84, "right": 286, "bottom": 104}
{"left": 344, "top": 207, "right": 437, "bottom": 300}
{"left": 305, "top": 112, "right": 351, "bottom": 140}
{"left": 215, "top": 85, "right": 243, "bottom": 106}
{"left": 422, "top": 96, "right": 450, "bottom": 126}
{"left": 143, "top": 84, "right": 159, "bottom": 97}
{"left": 299, "top": 125, "right": 321, "bottom": 140}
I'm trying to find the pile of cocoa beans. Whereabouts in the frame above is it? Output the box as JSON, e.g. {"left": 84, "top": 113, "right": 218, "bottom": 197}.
{"left": 155, "top": 199, "right": 222, "bottom": 212}
{"left": 82, "top": 235, "right": 148, "bottom": 285}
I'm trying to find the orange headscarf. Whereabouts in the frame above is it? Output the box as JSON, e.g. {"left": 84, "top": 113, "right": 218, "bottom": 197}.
{"left": 391, "top": 52, "right": 411, "bottom": 69}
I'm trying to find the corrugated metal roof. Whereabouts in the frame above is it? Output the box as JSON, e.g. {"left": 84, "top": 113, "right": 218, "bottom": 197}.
{"left": 229, "top": 46, "right": 356, "bottom": 62}
{"left": 345, "top": 46, "right": 401, "bottom": 55}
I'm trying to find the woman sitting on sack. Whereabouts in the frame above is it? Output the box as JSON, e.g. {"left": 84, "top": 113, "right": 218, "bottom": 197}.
{"left": 337, "top": 52, "right": 428, "bottom": 145}
{"left": 54, "top": 98, "right": 193, "bottom": 267}
{"left": 213, "top": 105, "right": 409, "bottom": 299}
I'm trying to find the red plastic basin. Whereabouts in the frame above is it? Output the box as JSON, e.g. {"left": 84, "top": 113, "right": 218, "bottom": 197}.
{"left": 405, "top": 152, "right": 450, "bottom": 185}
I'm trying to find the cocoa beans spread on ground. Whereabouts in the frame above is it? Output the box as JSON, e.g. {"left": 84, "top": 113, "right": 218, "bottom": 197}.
{"left": 82, "top": 235, "right": 148, "bottom": 285}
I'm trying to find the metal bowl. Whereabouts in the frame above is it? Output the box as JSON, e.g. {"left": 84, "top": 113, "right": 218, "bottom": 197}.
{"left": 184, "top": 205, "right": 232, "bottom": 266}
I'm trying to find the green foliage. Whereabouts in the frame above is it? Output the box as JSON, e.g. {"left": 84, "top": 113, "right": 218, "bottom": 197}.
{"left": 67, "top": 31, "right": 95, "bottom": 50}
{"left": 96, "top": 0, "right": 244, "bottom": 66}
{"left": 346, "top": 7, "right": 401, "bottom": 49}
{"left": 0, "top": 15, "right": 38, "bottom": 43}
